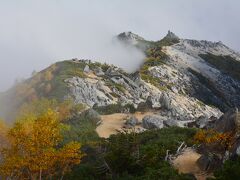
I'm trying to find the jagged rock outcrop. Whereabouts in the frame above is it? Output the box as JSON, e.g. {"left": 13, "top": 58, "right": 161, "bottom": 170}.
{"left": 163, "top": 119, "right": 179, "bottom": 127}
{"left": 66, "top": 77, "right": 115, "bottom": 107}
{"left": 65, "top": 63, "right": 221, "bottom": 123}
{"left": 117, "top": 31, "right": 145, "bottom": 45}
{"left": 93, "top": 66, "right": 104, "bottom": 76}
{"left": 64, "top": 57, "right": 222, "bottom": 125}
{"left": 165, "top": 30, "right": 180, "bottom": 40}
{"left": 187, "top": 116, "right": 211, "bottom": 129}
{"left": 197, "top": 154, "right": 222, "bottom": 172}
{"left": 163, "top": 38, "right": 240, "bottom": 110}
{"left": 160, "top": 93, "right": 172, "bottom": 110}
{"left": 142, "top": 115, "right": 165, "bottom": 129}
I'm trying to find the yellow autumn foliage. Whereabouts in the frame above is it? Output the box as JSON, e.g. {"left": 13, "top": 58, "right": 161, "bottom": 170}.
{"left": 194, "top": 129, "right": 233, "bottom": 150}
{"left": 0, "top": 106, "right": 84, "bottom": 179}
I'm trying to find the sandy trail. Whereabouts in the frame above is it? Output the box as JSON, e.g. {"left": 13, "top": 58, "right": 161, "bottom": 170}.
{"left": 173, "top": 148, "right": 212, "bottom": 180}
{"left": 96, "top": 111, "right": 155, "bottom": 138}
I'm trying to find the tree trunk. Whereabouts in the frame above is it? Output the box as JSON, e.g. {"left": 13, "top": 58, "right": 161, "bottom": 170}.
{"left": 39, "top": 169, "right": 42, "bottom": 180}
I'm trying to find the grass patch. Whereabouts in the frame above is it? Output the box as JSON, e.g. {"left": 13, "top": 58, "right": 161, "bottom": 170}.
{"left": 104, "top": 79, "right": 126, "bottom": 93}
{"left": 139, "top": 37, "right": 174, "bottom": 91}
{"left": 46, "top": 61, "right": 86, "bottom": 100}
{"left": 88, "top": 61, "right": 110, "bottom": 72}
{"left": 154, "top": 36, "right": 180, "bottom": 47}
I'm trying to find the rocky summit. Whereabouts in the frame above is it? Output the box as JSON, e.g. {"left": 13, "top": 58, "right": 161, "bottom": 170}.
{"left": 1, "top": 31, "right": 240, "bottom": 126}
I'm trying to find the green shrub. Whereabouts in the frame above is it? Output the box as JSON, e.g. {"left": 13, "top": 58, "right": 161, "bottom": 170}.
{"left": 89, "top": 61, "right": 110, "bottom": 72}
{"left": 93, "top": 103, "right": 136, "bottom": 115}
{"left": 139, "top": 39, "right": 172, "bottom": 91}
{"left": 154, "top": 37, "right": 180, "bottom": 47}
{"left": 65, "top": 126, "right": 197, "bottom": 179}
{"left": 101, "top": 127, "right": 197, "bottom": 179}
{"left": 214, "top": 157, "right": 240, "bottom": 180}
{"left": 62, "top": 110, "right": 100, "bottom": 145}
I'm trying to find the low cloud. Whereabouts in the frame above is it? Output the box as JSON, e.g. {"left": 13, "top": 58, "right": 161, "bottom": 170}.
{"left": 0, "top": 0, "right": 239, "bottom": 91}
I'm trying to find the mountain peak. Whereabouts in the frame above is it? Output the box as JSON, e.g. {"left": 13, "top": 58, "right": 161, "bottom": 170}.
{"left": 117, "top": 31, "right": 145, "bottom": 43}
{"left": 165, "top": 30, "right": 179, "bottom": 40}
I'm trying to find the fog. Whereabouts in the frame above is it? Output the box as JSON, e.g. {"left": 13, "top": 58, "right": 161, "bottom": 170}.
{"left": 0, "top": 0, "right": 239, "bottom": 91}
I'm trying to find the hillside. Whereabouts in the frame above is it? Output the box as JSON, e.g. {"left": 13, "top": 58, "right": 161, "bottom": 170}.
{"left": 1, "top": 31, "right": 240, "bottom": 122}
{"left": 0, "top": 31, "right": 240, "bottom": 179}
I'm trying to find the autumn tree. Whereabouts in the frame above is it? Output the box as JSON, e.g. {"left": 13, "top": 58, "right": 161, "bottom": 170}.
{"left": 17, "top": 98, "right": 84, "bottom": 122}
{"left": 194, "top": 129, "right": 234, "bottom": 153}
{"left": 0, "top": 119, "right": 9, "bottom": 149}
{"left": 0, "top": 103, "right": 84, "bottom": 179}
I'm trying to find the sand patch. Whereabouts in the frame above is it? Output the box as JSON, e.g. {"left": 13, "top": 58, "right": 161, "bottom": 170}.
{"left": 96, "top": 113, "right": 127, "bottom": 138}
{"left": 96, "top": 111, "right": 155, "bottom": 138}
{"left": 173, "top": 148, "right": 213, "bottom": 180}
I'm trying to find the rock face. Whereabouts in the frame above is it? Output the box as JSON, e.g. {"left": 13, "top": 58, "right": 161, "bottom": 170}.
{"left": 142, "top": 115, "right": 165, "bottom": 129}
{"left": 197, "top": 154, "right": 211, "bottom": 171}
{"left": 117, "top": 31, "right": 145, "bottom": 45}
{"left": 160, "top": 93, "right": 172, "bottom": 110}
{"left": 84, "top": 65, "right": 90, "bottom": 73}
{"left": 165, "top": 30, "right": 179, "bottom": 40}
{"left": 65, "top": 59, "right": 222, "bottom": 124}
{"left": 214, "top": 109, "right": 238, "bottom": 133}
{"left": 94, "top": 67, "right": 104, "bottom": 76}
{"left": 163, "top": 119, "right": 179, "bottom": 127}
{"left": 188, "top": 115, "right": 219, "bottom": 129}
{"left": 197, "top": 154, "right": 222, "bottom": 172}
{"left": 66, "top": 77, "right": 114, "bottom": 107}
{"left": 163, "top": 38, "right": 240, "bottom": 111}
{"left": 188, "top": 116, "right": 210, "bottom": 129}
{"left": 125, "top": 116, "right": 139, "bottom": 127}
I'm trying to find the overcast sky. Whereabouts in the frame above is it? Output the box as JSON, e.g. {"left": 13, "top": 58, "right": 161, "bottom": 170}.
{"left": 0, "top": 0, "right": 239, "bottom": 91}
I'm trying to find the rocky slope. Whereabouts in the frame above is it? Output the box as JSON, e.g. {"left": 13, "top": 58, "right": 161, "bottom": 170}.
{"left": 1, "top": 31, "right": 240, "bottom": 125}
{"left": 163, "top": 38, "right": 240, "bottom": 111}
{"left": 66, "top": 60, "right": 221, "bottom": 122}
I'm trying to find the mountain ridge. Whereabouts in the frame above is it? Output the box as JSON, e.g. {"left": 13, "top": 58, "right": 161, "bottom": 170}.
{"left": 0, "top": 31, "right": 240, "bottom": 122}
